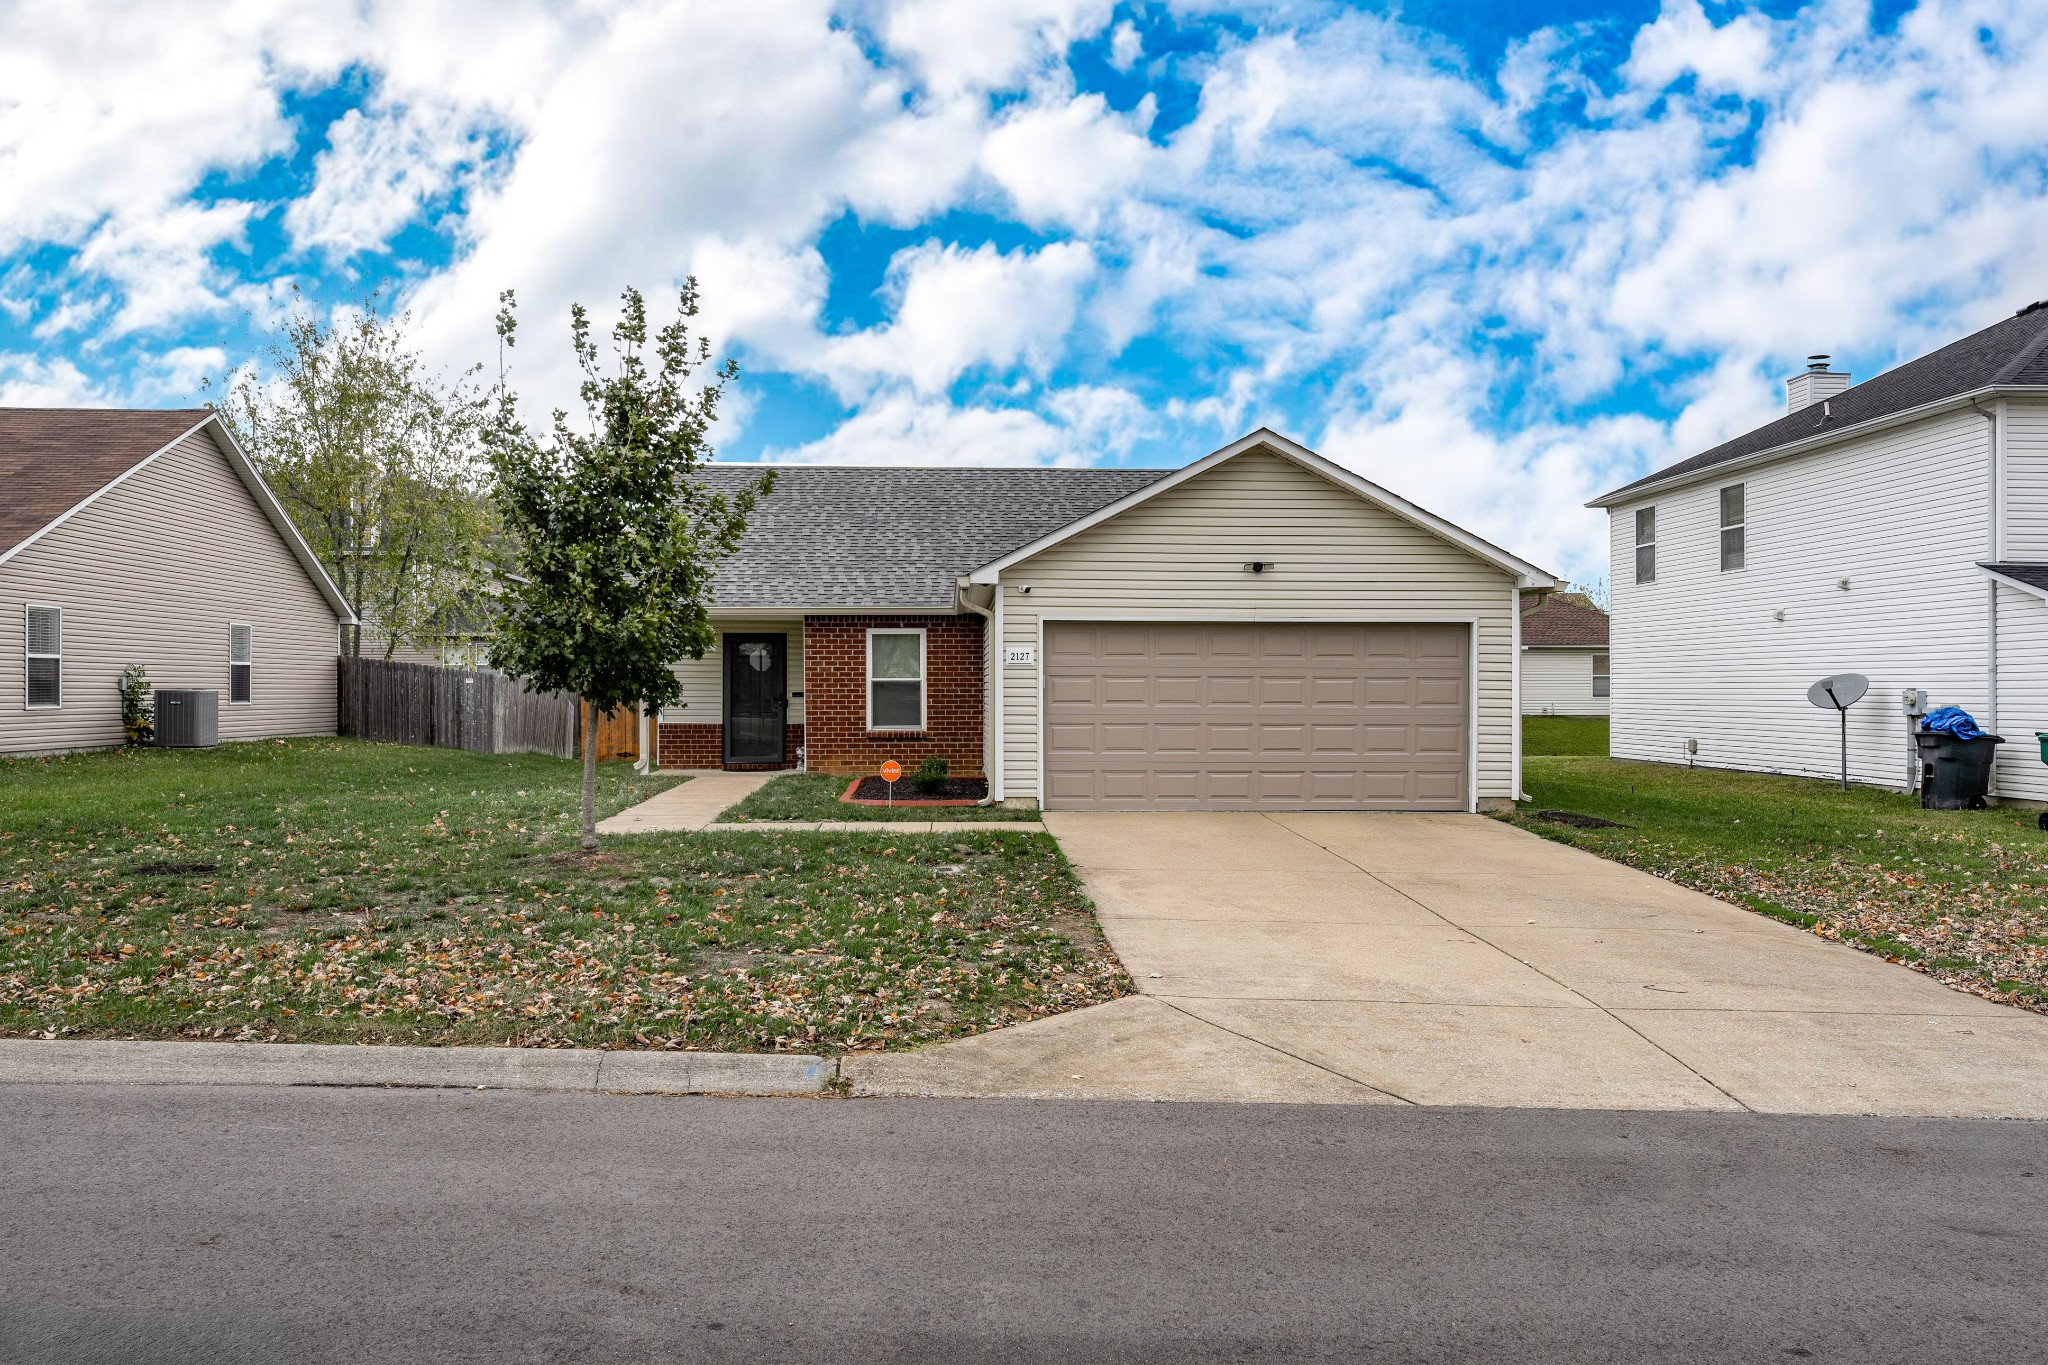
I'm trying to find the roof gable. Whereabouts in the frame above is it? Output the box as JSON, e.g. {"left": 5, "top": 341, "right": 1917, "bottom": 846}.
{"left": 0, "top": 408, "right": 355, "bottom": 622}
{"left": 967, "top": 428, "right": 1555, "bottom": 587}
{"left": 1595, "top": 303, "right": 2048, "bottom": 505}
{"left": 0, "top": 408, "right": 212, "bottom": 557}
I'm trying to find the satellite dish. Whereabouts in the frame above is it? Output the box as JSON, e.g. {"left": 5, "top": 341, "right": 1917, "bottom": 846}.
{"left": 1806, "top": 673, "right": 1868, "bottom": 791}
{"left": 1807, "top": 673, "right": 1868, "bottom": 711}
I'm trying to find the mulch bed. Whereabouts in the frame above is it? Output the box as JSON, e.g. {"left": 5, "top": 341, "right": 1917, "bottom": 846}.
{"left": 844, "top": 776, "right": 989, "bottom": 807}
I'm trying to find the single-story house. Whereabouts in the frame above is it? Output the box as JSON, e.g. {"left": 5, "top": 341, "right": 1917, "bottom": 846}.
{"left": 1518, "top": 593, "right": 1609, "bottom": 716}
{"left": 0, "top": 408, "right": 354, "bottom": 756}
{"left": 674, "top": 428, "right": 1555, "bottom": 811}
{"left": 1589, "top": 299, "right": 2048, "bottom": 799}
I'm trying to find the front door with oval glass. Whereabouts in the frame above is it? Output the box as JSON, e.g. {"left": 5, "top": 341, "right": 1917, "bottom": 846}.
{"left": 723, "top": 633, "right": 787, "bottom": 765}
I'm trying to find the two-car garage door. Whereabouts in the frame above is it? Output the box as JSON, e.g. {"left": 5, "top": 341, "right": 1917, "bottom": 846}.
{"left": 1042, "top": 622, "right": 1468, "bottom": 812}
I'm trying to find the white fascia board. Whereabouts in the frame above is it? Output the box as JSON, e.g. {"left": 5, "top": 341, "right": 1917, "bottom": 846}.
{"left": 967, "top": 427, "right": 1558, "bottom": 588}
{"left": 203, "top": 415, "right": 357, "bottom": 623}
{"left": 1979, "top": 565, "right": 2048, "bottom": 603}
{"left": 1587, "top": 385, "right": 2048, "bottom": 510}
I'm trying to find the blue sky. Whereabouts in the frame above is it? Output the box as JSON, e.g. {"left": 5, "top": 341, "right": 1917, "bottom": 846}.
{"left": 2, "top": 0, "right": 2044, "bottom": 583}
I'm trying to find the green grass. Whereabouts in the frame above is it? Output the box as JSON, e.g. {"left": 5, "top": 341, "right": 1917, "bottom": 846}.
{"left": 718, "top": 771, "right": 1041, "bottom": 823}
{"left": 1, "top": 740, "right": 1126, "bottom": 1051}
{"left": 1522, "top": 715, "right": 1609, "bottom": 756}
{"left": 1503, "top": 756, "right": 2048, "bottom": 1012}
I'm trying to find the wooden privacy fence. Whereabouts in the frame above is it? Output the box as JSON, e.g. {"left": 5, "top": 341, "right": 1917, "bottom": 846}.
{"left": 337, "top": 656, "right": 585, "bottom": 760}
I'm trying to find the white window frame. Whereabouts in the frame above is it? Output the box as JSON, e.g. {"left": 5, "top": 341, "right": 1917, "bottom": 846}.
{"left": 1592, "top": 652, "right": 1610, "bottom": 698}
{"left": 229, "top": 623, "right": 253, "bottom": 705}
{"left": 25, "top": 604, "right": 61, "bottom": 710}
{"left": 1719, "top": 484, "right": 1746, "bottom": 573}
{"left": 865, "top": 627, "right": 927, "bottom": 732}
{"left": 1633, "top": 507, "right": 1657, "bottom": 584}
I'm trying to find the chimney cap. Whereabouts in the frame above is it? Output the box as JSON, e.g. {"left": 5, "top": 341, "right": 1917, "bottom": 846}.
{"left": 1806, "top": 354, "right": 1832, "bottom": 371}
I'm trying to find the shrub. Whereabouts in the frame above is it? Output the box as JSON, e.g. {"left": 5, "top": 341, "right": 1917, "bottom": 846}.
{"left": 912, "top": 754, "right": 949, "bottom": 794}
{"left": 119, "top": 664, "right": 155, "bottom": 746}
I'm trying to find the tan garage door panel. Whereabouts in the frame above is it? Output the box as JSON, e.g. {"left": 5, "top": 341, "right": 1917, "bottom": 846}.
{"left": 1043, "top": 622, "right": 1467, "bottom": 811}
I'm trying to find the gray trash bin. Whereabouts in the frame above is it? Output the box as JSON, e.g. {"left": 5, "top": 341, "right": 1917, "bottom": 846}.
{"left": 1914, "top": 730, "right": 2002, "bottom": 809}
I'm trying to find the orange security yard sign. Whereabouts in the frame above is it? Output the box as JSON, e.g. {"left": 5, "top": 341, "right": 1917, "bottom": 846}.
{"left": 879, "top": 759, "right": 902, "bottom": 782}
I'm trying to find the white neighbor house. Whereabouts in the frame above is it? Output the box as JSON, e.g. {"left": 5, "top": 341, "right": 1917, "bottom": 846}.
{"left": 1590, "top": 301, "right": 2048, "bottom": 800}
{"left": 1519, "top": 594, "right": 1609, "bottom": 716}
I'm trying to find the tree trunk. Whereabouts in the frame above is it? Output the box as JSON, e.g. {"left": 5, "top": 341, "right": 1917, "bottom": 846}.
{"left": 580, "top": 700, "right": 599, "bottom": 851}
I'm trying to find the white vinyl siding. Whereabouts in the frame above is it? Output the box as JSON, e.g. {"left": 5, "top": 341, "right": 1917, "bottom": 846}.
{"left": 1992, "top": 581, "right": 2048, "bottom": 802}
{"left": 0, "top": 429, "right": 341, "bottom": 755}
{"left": 1521, "top": 647, "right": 1609, "bottom": 716}
{"left": 658, "top": 620, "right": 805, "bottom": 726}
{"left": 2002, "top": 399, "right": 2048, "bottom": 558}
{"left": 1608, "top": 406, "right": 1992, "bottom": 789}
{"left": 996, "top": 447, "right": 1519, "bottom": 805}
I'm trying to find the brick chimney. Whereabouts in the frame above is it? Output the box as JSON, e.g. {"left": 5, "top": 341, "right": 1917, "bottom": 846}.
{"left": 1786, "top": 354, "right": 1849, "bottom": 414}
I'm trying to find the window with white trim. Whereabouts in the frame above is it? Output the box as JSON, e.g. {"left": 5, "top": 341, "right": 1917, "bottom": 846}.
{"left": 867, "top": 629, "right": 925, "bottom": 730}
{"left": 229, "top": 624, "right": 253, "bottom": 704}
{"left": 1592, "top": 652, "right": 1610, "bottom": 698}
{"left": 25, "top": 605, "right": 61, "bottom": 709}
{"left": 1634, "top": 507, "right": 1657, "bottom": 584}
{"left": 1719, "top": 484, "right": 1746, "bottom": 572}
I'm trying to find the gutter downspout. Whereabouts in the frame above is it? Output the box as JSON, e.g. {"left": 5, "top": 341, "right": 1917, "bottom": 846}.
{"left": 1972, "top": 398, "right": 2001, "bottom": 794}
{"left": 1510, "top": 585, "right": 1525, "bottom": 803}
{"left": 956, "top": 580, "right": 998, "bottom": 806}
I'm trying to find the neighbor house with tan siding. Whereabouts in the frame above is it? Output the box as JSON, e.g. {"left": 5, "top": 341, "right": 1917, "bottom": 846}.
{"left": 1590, "top": 300, "right": 2048, "bottom": 800}
{"left": 0, "top": 408, "right": 354, "bottom": 756}
{"left": 671, "top": 429, "right": 1554, "bottom": 812}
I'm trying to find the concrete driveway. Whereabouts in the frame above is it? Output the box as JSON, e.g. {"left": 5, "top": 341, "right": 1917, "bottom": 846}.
{"left": 845, "top": 812, "right": 2048, "bottom": 1115}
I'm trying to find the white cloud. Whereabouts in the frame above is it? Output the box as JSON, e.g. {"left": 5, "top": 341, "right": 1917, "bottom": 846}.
{"left": 817, "top": 240, "right": 1097, "bottom": 398}
{"left": 0, "top": 353, "right": 104, "bottom": 406}
{"left": 980, "top": 92, "right": 1154, "bottom": 230}
{"left": 286, "top": 100, "right": 492, "bottom": 257}
{"left": 873, "top": 0, "right": 1115, "bottom": 97}
{"left": 1109, "top": 21, "right": 1144, "bottom": 72}
{"left": 768, "top": 381, "right": 1151, "bottom": 466}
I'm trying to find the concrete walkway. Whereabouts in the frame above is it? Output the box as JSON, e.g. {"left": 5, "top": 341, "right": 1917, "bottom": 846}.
{"left": 844, "top": 812, "right": 2048, "bottom": 1115}
{"left": 595, "top": 770, "right": 773, "bottom": 833}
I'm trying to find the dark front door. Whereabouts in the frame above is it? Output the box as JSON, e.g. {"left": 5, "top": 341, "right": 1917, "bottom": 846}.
{"left": 723, "top": 633, "right": 787, "bottom": 765}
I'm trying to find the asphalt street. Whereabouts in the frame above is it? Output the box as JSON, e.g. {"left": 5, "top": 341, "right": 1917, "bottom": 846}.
{"left": 3, "top": 1085, "right": 2044, "bottom": 1363}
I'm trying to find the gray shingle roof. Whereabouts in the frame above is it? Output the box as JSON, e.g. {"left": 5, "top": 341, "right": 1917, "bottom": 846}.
{"left": 1598, "top": 302, "right": 2048, "bottom": 504}
{"left": 692, "top": 464, "right": 1173, "bottom": 609}
{"left": 1982, "top": 562, "right": 2048, "bottom": 594}
{"left": 1521, "top": 593, "right": 1608, "bottom": 646}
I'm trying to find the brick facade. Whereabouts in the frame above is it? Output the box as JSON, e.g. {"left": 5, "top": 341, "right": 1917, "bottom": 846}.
{"left": 656, "top": 722, "right": 803, "bottom": 771}
{"left": 801, "top": 613, "right": 984, "bottom": 776}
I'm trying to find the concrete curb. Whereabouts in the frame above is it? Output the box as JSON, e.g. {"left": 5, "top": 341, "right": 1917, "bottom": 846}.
{"left": 699, "top": 821, "right": 1048, "bottom": 834}
{"left": 0, "top": 1039, "right": 835, "bottom": 1096}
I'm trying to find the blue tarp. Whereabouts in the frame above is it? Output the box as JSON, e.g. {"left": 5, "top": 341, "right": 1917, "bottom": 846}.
{"left": 1921, "top": 706, "right": 1990, "bottom": 740}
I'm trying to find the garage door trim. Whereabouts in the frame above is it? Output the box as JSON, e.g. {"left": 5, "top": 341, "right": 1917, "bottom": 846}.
{"left": 1033, "top": 615, "right": 1480, "bottom": 813}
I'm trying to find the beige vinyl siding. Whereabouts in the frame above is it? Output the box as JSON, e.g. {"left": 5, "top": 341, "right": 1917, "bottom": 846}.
{"left": 1521, "top": 647, "right": 1609, "bottom": 716}
{"left": 2002, "top": 399, "right": 2048, "bottom": 558}
{"left": 658, "top": 619, "right": 805, "bottom": 726}
{"left": 996, "top": 447, "right": 1518, "bottom": 804}
{"left": 0, "top": 428, "right": 341, "bottom": 755}
{"left": 1608, "top": 406, "right": 1992, "bottom": 788}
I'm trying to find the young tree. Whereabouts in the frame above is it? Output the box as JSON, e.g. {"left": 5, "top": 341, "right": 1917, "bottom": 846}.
{"left": 213, "top": 289, "right": 492, "bottom": 658}
{"left": 486, "top": 282, "right": 770, "bottom": 850}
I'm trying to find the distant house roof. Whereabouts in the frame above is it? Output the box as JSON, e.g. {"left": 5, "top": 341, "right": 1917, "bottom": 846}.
{"left": 0, "top": 407, "right": 212, "bottom": 556}
{"left": 691, "top": 464, "right": 1173, "bottom": 609}
{"left": 1594, "top": 302, "right": 2048, "bottom": 506}
{"left": 1521, "top": 593, "right": 1609, "bottom": 647}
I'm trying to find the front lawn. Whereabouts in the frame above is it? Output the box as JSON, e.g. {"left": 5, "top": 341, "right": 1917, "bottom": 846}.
{"left": 719, "top": 771, "right": 1042, "bottom": 823}
{"left": 1, "top": 741, "right": 1126, "bottom": 1051}
{"left": 1523, "top": 715, "right": 1608, "bottom": 756}
{"left": 1506, "top": 757, "right": 2048, "bottom": 1012}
